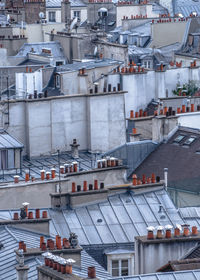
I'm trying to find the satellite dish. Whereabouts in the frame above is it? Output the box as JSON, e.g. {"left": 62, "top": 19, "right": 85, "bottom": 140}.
{"left": 70, "top": 17, "right": 78, "bottom": 30}
{"left": 39, "top": 12, "right": 45, "bottom": 19}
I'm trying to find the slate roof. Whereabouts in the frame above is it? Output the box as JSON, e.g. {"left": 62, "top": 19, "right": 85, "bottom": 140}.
{"left": 0, "top": 225, "right": 110, "bottom": 280}
{"left": 56, "top": 59, "right": 122, "bottom": 73}
{"left": 16, "top": 42, "right": 65, "bottom": 60}
{"left": 176, "top": 0, "right": 200, "bottom": 17}
{"left": 157, "top": 258, "right": 200, "bottom": 272}
{"left": 2, "top": 189, "right": 184, "bottom": 246}
{"left": 46, "top": 0, "right": 86, "bottom": 8}
{"left": 110, "top": 269, "right": 200, "bottom": 280}
{"left": 133, "top": 127, "right": 200, "bottom": 193}
{"left": 0, "top": 131, "right": 23, "bottom": 149}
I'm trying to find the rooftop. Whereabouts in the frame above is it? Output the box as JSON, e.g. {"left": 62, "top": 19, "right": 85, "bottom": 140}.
{"left": 0, "top": 150, "right": 99, "bottom": 183}
{"left": 0, "top": 225, "right": 110, "bottom": 280}
{"left": 46, "top": 0, "right": 86, "bottom": 8}
{"left": 109, "top": 269, "right": 200, "bottom": 280}
{"left": 56, "top": 58, "right": 122, "bottom": 73}
{"left": 0, "top": 188, "right": 184, "bottom": 245}
{"left": 16, "top": 41, "right": 66, "bottom": 60}
{"left": 133, "top": 126, "right": 200, "bottom": 194}
{"left": 176, "top": 0, "right": 200, "bottom": 17}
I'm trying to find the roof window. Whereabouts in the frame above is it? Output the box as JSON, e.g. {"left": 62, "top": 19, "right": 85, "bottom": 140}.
{"left": 183, "top": 136, "right": 196, "bottom": 145}
{"left": 173, "top": 135, "right": 185, "bottom": 143}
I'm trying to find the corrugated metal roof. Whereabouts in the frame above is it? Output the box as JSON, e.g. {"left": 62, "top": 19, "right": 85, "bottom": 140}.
{"left": 109, "top": 270, "right": 200, "bottom": 280}
{"left": 0, "top": 132, "right": 23, "bottom": 149}
{"left": 0, "top": 225, "right": 110, "bottom": 280}
{"left": 46, "top": 0, "right": 86, "bottom": 8}
{"left": 26, "top": 189, "right": 185, "bottom": 246}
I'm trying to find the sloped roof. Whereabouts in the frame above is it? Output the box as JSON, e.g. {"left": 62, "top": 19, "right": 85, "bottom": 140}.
{"left": 46, "top": 0, "right": 86, "bottom": 8}
{"left": 176, "top": 0, "right": 200, "bottom": 17}
{"left": 0, "top": 132, "right": 23, "bottom": 149}
{"left": 110, "top": 269, "right": 200, "bottom": 280}
{"left": 133, "top": 127, "right": 200, "bottom": 193}
{"left": 16, "top": 42, "right": 65, "bottom": 60}
{"left": 0, "top": 225, "right": 110, "bottom": 280}
{"left": 1, "top": 189, "right": 183, "bottom": 246}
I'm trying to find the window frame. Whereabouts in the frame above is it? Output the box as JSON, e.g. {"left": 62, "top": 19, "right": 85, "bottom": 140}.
{"left": 49, "top": 11, "right": 56, "bottom": 22}
{"left": 73, "top": 10, "right": 81, "bottom": 21}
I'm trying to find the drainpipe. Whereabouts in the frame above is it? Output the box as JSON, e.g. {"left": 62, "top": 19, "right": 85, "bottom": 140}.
{"left": 164, "top": 168, "right": 168, "bottom": 191}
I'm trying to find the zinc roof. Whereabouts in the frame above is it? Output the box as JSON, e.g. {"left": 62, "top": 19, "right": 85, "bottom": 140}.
{"left": 0, "top": 132, "right": 23, "bottom": 149}
{"left": 4, "top": 189, "right": 183, "bottom": 246}
{"left": 0, "top": 225, "right": 110, "bottom": 280}
{"left": 109, "top": 269, "right": 200, "bottom": 280}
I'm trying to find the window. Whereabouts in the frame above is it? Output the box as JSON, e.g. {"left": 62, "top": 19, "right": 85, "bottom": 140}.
{"left": 111, "top": 259, "right": 129, "bottom": 277}
{"left": 144, "top": 60, "right": 151, "bottom": 69}
{"left": 173, "top": 135, "right": 185, "bottom": 143}
{"left": 49, "top": 11, "right": 56, "bottom": 22}
{"left": 183, "top": 136, "right": 196, "bottom": 145}
{"left": 55, "top": 75, "right": 61, "bottom": 88}
{"left": 73, "top": 10, "right": 81, "bottom": 20}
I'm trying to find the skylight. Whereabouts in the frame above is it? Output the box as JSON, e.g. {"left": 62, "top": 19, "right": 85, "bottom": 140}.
{"left": 173, "top": 135, "right": 185, "bottom": 143}
{"left": 183, "top": 137, "right": 196, "bottom": 145}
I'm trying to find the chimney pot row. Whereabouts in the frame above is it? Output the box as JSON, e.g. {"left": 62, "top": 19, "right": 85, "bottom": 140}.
{"left": 97, "top": 157, "right": 120, "bottom": 168}
{"left": 132, "top": 173, "right": 158, "bottom": 186}
{"left": 71, "top": 180, "right": 103, "bottom": 192}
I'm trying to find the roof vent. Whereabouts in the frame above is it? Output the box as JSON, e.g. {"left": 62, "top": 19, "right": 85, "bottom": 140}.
{"left": 97, "top": 218, "right": 102, "bottom": 223}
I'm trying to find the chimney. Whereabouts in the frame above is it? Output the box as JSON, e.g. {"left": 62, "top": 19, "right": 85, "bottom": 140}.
{"left": 16, "top": 250, "right": 29, "bottom": 280}
{"left": 147, "top": 226, "right": 155, "bottom": 239}
{"left": 165, "top": 225, "right": 173, "bottom": 238}
{"left": 183, "top": 225, "right": 190, "bottom": 237}
{"left": 88, "top": 266, "right": 96, "bottom": 278}
{"left": 70, "top": 139, "right": 80, "bottom": 159}
{"left": 156, "top": 226, "right": 164, "bottom": 239}
{"left": 164, "top": 168, "right": 168, "bottom": 191}
{"left": 51, "top": 168, "right": 56, "bottom": 179}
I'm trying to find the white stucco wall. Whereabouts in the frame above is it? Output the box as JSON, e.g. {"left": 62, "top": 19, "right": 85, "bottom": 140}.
{"left": 116, "top": 4, "right": 159, "bottom": 27}
{"left": 106, "top": 67, "right": 200, "bottom": 117}
{"left": 6, "top": 93, "right": 126, "bottom": 157}
{"left": 178, "top": 112, "right": 200, "bottom": 130}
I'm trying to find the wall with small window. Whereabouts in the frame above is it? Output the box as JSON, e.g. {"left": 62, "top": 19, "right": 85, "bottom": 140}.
{"left": 107, "top": 251, "right": 134, "bottom": 277}
{"left": 46, "top": 8, "right": 61, "bottom": 23}
{"left": 71, "top": 7, "right": 87, "bottom": 23}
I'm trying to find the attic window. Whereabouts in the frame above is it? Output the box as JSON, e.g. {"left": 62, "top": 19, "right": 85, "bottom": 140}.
{"left": 183, "top": 137, "right": 196, "bottom": 145}
{"left": 173, "top": 135, "right": 185, "bottom": 143}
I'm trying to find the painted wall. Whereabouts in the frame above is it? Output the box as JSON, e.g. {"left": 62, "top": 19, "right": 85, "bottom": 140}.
{"left": 135, "top": 237, "right": 199, "bottom": 274}
{"left": 4, "top": 93, "right": 126, "bottom": 157}
{"left": 46, "top": 7, "right": 87, "bottom": 23}
{"left": 150, "top": 21, "right": 187, "bottom": 48}
{"left": 106, "top": 67, "right": 200, "bottom": 117}
{"left": 116, "top": 4, "right": 159, "bottom": 27}
{"left": 0, "top": 167, "right": 126, "bottom": 209}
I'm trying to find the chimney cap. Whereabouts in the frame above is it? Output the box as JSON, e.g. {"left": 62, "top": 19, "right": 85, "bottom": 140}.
{"left": 176, "top": 223, "right": 182, "bottom": 230}
{"left": 165, "top": 224, "right": 173, "bottom": 230}
{"left": 66, "top": 258, "right": 76, "bottom": 265}
{"left": 157, "top": 225, "right": 164, "bottom": 230}
{"left": 22, "top": 202, "right": 29, "bottom": 206}
{"left": 147, "top": 226, "right": 155, "bottom": 231}
{"left": 42, "top": 252, "right": 52, "bottom": 258}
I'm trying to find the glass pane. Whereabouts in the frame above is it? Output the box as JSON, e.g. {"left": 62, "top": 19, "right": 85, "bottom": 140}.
{"left": 112, "top": 269, "right": 119, "bottom": 277}
{"left": 122, "top": 260, "right": 128, "bottom": 267}
{"left": 121, "top": 268, "right": 128, "bottom": 276}
{"left": 112, "top": 260, "right": 119, "bottom": 268}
